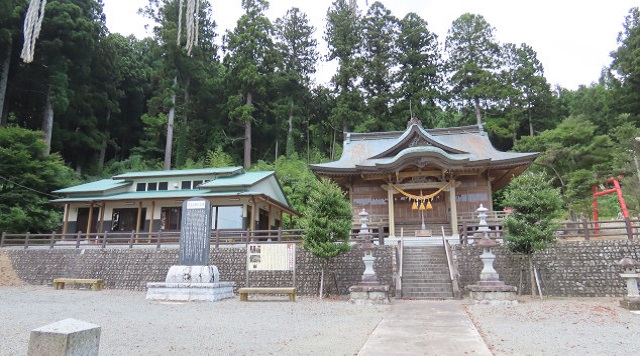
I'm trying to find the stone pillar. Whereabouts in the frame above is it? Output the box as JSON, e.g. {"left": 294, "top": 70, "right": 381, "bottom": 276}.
{"left": 28, "top": 318, "right": 101, "bottom": 356}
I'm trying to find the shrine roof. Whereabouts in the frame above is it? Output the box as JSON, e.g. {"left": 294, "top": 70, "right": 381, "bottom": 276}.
{"left": 310, "top": 121, "right": 538, "bottom": 174}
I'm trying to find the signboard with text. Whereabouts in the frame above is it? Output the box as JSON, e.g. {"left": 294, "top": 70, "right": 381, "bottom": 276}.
{"left": 247, "top": 243, "right": 295, "bottom": 271}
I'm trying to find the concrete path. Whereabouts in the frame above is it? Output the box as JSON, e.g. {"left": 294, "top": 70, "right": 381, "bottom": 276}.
{"left": 358, "top": 300, "right": 492, "bottom": 356}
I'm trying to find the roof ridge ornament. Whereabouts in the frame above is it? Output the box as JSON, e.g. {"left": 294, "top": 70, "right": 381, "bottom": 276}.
{"left": 406, "top": 116, "right": 423, "bottom": 129}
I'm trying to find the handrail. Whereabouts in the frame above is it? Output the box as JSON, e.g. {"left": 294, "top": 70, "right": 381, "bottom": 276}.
{"left": 396, "top": 239, "right": 403, "bottom": 298}
{"left": 442, "top": 226, "right": 460, "bottom": 299}
{"left": 0, "top": 228, "right": 388, "bottom": 249}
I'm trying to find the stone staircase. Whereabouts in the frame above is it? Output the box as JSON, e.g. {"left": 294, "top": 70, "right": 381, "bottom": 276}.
{"left": 401, "top": 246, "right": 454, "bottom": 299}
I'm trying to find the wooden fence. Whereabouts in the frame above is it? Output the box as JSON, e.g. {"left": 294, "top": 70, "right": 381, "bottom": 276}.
{"left": 0, "top": 228, "right": 387, "bottom": 250}
{"left": 458, "top": 217, "right": 640, "bottom": 244}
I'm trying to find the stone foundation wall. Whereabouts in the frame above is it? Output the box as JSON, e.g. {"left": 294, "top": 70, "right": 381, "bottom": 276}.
{"left": 2, "top": 246, "right": 395, "bottom": 296}
{"left": 453, "top": 240, "right": 640, "bottom": 297}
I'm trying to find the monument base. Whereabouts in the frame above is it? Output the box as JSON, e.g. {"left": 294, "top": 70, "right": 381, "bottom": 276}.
{"left": 466, "top": 283, "right": 518, "bottom": 305}
{"left": 146, "top": 282, "right": 235, "bottom": 302}
{"left": 619, "top": 297, "right": 640, "bottom": 310}
{"left": 146, "top": 264, "right": 234, "bottom": 302}
{"left": 348, "top": 284, "right": 390, "bottom": 305}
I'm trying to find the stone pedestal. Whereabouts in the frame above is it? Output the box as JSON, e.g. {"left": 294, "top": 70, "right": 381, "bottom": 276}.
{"left": 146, "top": 265, "right": 234, "bottom": 302}
{"left": 348, "top": 285, "right": 390, "bottom": 305}
{"left": 28, "top": 318, "right": 100, "bottom": 356}
{"left": 466, "top": 235, "right": 518, "bottom": 305}
{"left": 466, "top": 282, "right": 518, "bottom": 305}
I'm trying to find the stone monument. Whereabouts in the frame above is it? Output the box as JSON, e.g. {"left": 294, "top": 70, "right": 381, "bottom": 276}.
{"left": 348, "top": 209, "right": 390, "bottom": 305}
{"left": 146, "top": 197, "right": 234, "bottom": 301}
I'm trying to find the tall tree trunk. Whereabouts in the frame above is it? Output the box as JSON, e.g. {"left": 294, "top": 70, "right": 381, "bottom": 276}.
{"left": 164, "top": 77, "right": 177, "bottom": 170}
{"left": 243, "top": 91, "right": 253, "bottom": 170}
{"left": 42, "top": 85, "right": 54, "bottom": 156}
{"left": 176, "top": 79, "right": 190, "bottom": 167}
{"left": 286, "top": 97, "right": 294, "bottom": 157}
{"left": 0, "top": 44, "right": 11, "bottom": 127}
{"left": 98, "top": 110, "right": 111, "bottom": 170}
{"left": 528, "top": 107, "right": 534, "bottom": 136}
{"left": 473, "top": 96, "right": 482, "bottom": 128}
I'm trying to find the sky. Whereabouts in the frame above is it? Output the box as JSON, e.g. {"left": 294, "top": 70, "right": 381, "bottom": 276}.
{"left": 103, "top": 0, "right": 638, "bottom": 90}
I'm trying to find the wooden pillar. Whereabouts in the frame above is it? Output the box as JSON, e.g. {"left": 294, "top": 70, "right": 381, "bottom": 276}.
{"left": 135, "top": 202, "right": 142, "bottom": 243}
{"left": 149, "top": 201, "right": 155, "bottom": 233}
{"left": 86, "top": 202, "right": 94, "bottom": 239}
{"left": 98, "top": 203, "right": 106, "bottom": 235}
{"left": 148, "top": 200, "right": 155, "bottom": 243}
{"left": 449, "top": 180, "right": 458, "bottom": 238}
{"left": 387, "top": 187, "right": 395, "bottom": 237}
{"left": 62, "top": 204, "right": 70, "bottom": 235}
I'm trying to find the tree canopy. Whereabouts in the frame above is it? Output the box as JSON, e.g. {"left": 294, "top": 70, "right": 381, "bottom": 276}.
{"left": 1, "top": 2, "right": 640, "bottom": 229}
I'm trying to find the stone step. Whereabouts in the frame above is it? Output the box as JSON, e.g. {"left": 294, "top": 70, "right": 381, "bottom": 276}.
{"left": 404, "top": 275, "right": 449, "bottom": 280}
{"left": 401, "top": 291, "right": 454, "bottom": 299}
{"left": 403, "top": 286, "right": 453, "bottom": 294}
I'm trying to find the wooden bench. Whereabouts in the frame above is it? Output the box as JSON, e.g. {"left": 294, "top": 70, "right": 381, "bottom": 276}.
{"left": 53, "top": 278, "right": 103, "bottom": 291}
{"left": 238, "top": 287, "right": 296, "bottom": 301}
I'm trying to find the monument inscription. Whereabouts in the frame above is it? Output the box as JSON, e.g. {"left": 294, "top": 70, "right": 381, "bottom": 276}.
{"left": 179, "top": 198, "right": 212, "bottom": 266}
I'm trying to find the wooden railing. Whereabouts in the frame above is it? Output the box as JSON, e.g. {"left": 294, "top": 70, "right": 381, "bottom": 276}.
{"left": 0, "top": 228, "right": 388, "bottom": 249}
{"left": 458, "top": 217, "right": 640, "bottom": 244}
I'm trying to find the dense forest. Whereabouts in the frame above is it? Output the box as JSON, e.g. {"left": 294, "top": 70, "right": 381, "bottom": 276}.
{"left": 2, "top": 0, "right": 640, "bottom": 232}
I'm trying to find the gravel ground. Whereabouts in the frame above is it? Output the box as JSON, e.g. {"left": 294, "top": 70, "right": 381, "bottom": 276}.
{"left": 465, "top": 296, "right": 640, "bottom": 355}
{"left": 4, "top": 287, "right": 640, "bottom": 356}
{"left": 0, "top": 286, "right": 389, "bottom": 356}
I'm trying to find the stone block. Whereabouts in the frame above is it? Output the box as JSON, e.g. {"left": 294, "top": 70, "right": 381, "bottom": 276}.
{"left": 27, "top": 318, "right": 101, "bottom": 356}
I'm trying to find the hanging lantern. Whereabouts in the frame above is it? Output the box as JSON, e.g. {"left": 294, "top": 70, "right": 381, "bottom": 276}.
{"left": 426, "top": 200, "right": 433, "bottom": 210}
{"left": 412, "top": 200, "right": 419, "bottom": 210}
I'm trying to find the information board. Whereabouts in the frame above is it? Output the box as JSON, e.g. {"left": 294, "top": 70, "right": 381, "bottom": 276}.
{"left": 247, "top": 243, "right": 295, "bottom": 271}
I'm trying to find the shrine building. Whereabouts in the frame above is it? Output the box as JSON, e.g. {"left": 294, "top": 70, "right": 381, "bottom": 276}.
{"left": 309, "top": 118, "right": 538, "bottom": 239}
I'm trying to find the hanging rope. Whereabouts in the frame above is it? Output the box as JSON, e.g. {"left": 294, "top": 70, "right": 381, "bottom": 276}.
{"left": 177, "top": 0, "right": 183, "bottom": 46}
{"left": 184, "top": 0, "right": 199, "bottom": 55}
{"left": 388, "top": 180, "right": 454, "bottom": 201}
{"left": 21, "top": 0, "right": 47, "bottom": 63}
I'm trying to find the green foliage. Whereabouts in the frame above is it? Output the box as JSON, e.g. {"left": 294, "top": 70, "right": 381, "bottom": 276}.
{"left": 445, "top": 13, "right": 501, "bottom": 125}
{"left": 0, "top": 126, "right": 78, "bottom": 233}
{"left": 502, "top": 172, "right": 563, "bottom": 255}
{"left": 206, "top": 146, "right": 236, "bottom": 167}
{"left": 251, "top": 154, "right": 322, "bottom": 224}
{"left": 300, "top": 178, "right": 352, "bottom": 259}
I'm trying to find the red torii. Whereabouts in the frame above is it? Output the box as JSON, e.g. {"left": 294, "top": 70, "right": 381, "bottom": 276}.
{"left": 592, "top": 177, "right": 629, "bottom": 231}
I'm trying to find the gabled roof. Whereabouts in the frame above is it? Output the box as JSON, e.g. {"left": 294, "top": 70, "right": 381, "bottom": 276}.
{"left": 310, "top": 120, "right": 538, "bottom": 175}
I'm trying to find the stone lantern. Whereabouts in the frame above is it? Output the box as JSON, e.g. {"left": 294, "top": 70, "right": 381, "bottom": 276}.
{"left": 465, "top": 234, "right": 517, "bottom": 304}
{"left": 616, "top": 257, "right": 640, "bottom": 310}
{"left": 348, "top": 208, "right": 390, "bottom": 305}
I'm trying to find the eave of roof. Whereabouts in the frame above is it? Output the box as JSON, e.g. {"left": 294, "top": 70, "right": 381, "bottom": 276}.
{"left": 112, "top": 166, "right": 243, "bottom": 180}
{"left": 52, "top": 179, "right": 131, "bottom": 194}
{"left": 199, "top": 171, "right": 274, "bottom": 189}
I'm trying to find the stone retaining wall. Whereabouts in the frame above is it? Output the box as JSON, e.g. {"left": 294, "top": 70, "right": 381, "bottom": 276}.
{"left": 452, "top": 240, "right": 640, "bottom": 297}
{"left": 4, "top": 240, "right": 637, "bottom": 297}
{"left": 2, "top": 246, "right": 395, "bottom": 296}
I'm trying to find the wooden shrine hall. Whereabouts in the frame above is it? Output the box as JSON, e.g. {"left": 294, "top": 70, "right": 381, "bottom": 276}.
{"left": 309, "top": 118, "right": 538, "bottom": 238}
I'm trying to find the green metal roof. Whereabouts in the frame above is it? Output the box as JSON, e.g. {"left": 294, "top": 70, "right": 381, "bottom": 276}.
{"left": 50, "top": 189, "right": 255, "bottom": 203}
{"left": 52, "top": 179, "right": 131, "bottom": 194}
{"left": 112, "top": 166, "right": 243, "bottom": 179}
{"left": 200, "top": 171, "right": 274, "bottom": 189}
